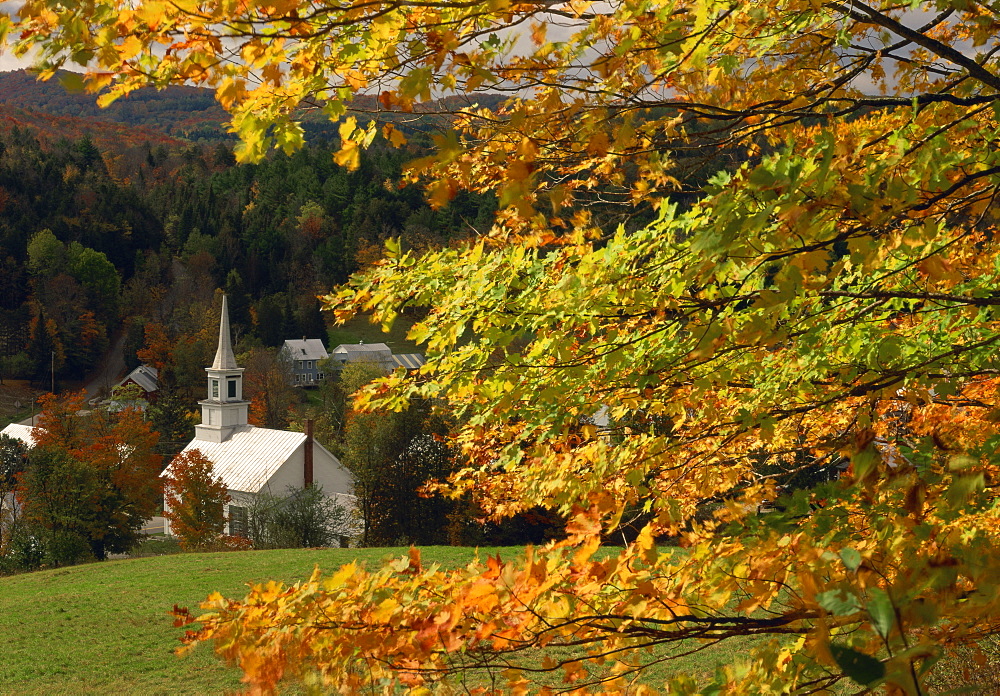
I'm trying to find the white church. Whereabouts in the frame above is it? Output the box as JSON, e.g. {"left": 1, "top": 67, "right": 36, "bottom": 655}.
{"left": 162, "top": 295, "right": 355, "bottom": 540}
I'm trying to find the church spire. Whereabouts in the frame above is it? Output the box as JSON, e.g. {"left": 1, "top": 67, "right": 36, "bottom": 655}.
{"left": 212, "top": 294, "right": 238, "bottom": 370}
{"left": 195, "top": 294, "right": 249, "bottom": 443}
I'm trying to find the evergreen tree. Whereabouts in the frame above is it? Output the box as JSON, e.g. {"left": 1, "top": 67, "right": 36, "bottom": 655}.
{"left": 299, "top": 299, "right": 327, "bottom": 345}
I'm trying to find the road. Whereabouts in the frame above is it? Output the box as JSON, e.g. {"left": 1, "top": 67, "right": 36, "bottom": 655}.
{"left": 18, "top": 331, "right": 128, "bottom": 426}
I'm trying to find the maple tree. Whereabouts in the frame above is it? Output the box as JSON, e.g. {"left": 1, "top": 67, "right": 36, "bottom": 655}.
{"left": 163, "top": 448, "right": 230, "bottom": 550}
{"left": 15, "top": 0, "right": 1000, "bottom": 692}
{"left": 22, "top": 391, "right": 162, "bottom": 560}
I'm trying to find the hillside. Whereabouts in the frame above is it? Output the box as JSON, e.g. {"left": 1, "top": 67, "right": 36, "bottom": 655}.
{"left": 0, "top": 102, "right": 189, "bottom": 154}
{"left": 0, "top": 69, "right": 509, "bottom": 144}
{"left": 0, "top": 546, "right": 516, "bottom": 695}
{"left": 0, "top": 70, "right": 229, "bottom": 142}
{"left": 0, "top": 545, "right": 771, "bottom": 694}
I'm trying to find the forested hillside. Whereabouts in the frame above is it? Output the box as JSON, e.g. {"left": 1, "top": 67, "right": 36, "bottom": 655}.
{"left": 0, "top": 70, "right": 508, "bottom": 144}
{"left": 0, "top": 69, "right": 230, "bottom": 141}
{"left": 0, "top": 112, "right": 496, "bottom": 390}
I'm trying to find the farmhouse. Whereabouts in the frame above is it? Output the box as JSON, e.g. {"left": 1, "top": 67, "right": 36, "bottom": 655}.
{"left": 109, "top": 364, "right": 159, "bottom": 412}
{"left": 116, "top": 364, "right": 159, "bottom": 398}
{"left": 163, "top": 295, "right": 355, "bottom": 539}
{"left": 331, "top": 341, "right": 426, "bottom": 372}
{"left": 280, "top": 337, "right": 328, "bottom": 386}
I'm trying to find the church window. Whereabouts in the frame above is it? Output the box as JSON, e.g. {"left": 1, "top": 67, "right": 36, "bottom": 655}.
{"left": 228, "top": 379, "right": 237, "bottom": 398}
{"left": 211, "top": 379, "right": 219, "bottom": 399}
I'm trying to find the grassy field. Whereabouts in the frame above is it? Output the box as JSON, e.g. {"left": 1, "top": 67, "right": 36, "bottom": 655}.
{"left": 327, "top": 311, "right": 423, "bottom": 355}
{"left": 0, "top": 545, "right": 772, "bottom": 695}
{"left": 0, "top": 546, "right": 433, "bottom": 695}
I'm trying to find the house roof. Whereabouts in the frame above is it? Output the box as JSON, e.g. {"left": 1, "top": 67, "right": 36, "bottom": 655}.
{"left": 119, "top": 364, "right": 159, "bottom": 393}
{"left": 282, "top": 338, "right": 329, "bottom": 362}
{"left": 0, "top": 423, "right": 35, "bottom": 447}
{"left": 332, "top": 342, "right": 392, "bottom": 357}
{"left": 172, "top": 425, "right": 310, "bottom": 494}
{"left": 392, "top": 354, "right": 426, "bottom": 370}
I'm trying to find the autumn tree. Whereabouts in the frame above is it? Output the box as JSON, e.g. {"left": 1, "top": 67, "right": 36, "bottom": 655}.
{"left": 163, "top": 449, "right": 230, "bottom": 550}
{"left": 23, "top": 391, "right": 162, "bottom": 560}
{"left": 243, "top": 347, "right": 295, "bottom": 429}
{"left": 23, "top": 0, "right": 1000, "bottom": 692}
{"left": 340, "top": 362, "right": 454, "bottom": 546}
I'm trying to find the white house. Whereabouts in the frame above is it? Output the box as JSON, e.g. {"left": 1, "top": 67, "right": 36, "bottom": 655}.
{"left": 162, "top": 295, "right": 355, "bottom": 541}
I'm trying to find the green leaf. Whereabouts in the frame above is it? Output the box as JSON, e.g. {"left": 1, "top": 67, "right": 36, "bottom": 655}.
{"left": 817, "top": 589, "right": 861, "bottom": 616}
{"left": 58, "top": 71, "right": 85, "bottom": 93}
{"left": 830, "top": 643, "right": 885, "bottom": 686}
{"left": 866, "top": 588, "right": 895, "bottom": 639}
{"left": 839, "top": 547, "right": 862, "bottom": 572}
{"left": 946, "top": 473, "right": 985, "bottom": 507}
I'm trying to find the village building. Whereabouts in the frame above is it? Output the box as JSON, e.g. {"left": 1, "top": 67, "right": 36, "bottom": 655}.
{"left": 162, "top": 296, "right": 355, "bottom": 540}
{"left": 0, "top": 422, "right": 34, "bottom": 447}
{"left": 116, "top": 364, "right": 159, "bottom": 398}
{"left": 331, "top": 341, "right": 426, "bottom": 372}
{"left": 109, "top": 363, "right": 159, "bottom": 411}
{"left": 280, "top": 337, "right": 329, "bottom": 386}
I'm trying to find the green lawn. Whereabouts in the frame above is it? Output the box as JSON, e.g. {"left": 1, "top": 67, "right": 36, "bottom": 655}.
{"left": 327, "top": 311, "right": 422, "bottom": 355}
{"left": 0, "top": 547, "right": 448, "bottom": 695}
{"left": 0, "top": 545, "right": 768, "bottom": 695}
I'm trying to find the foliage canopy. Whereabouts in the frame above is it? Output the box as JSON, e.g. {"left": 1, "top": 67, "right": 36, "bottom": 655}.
{"left": 24, "top": 391, "right": 162, "bottom": 561}
{"left": 15, "top": 0, "right": 1000, "bottom": 692}
{"left": 163, "top": 448, "right": 230, "bottom": 550}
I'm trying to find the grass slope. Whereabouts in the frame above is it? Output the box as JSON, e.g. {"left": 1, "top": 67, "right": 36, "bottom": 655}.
{"left": 0, "top": 545, "right": 854, "bottom": 694}
{"left": 0, "top": 547, "right": 484, "bottom": 695}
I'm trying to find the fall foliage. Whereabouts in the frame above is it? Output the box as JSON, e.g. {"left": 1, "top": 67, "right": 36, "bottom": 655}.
{"left": 22, "top": 391, "right": 162, "bottom": 560}
{"left": 162, "top": 448, "right": 230, "bottom": 550}
{"left": 19, "top": 0, "right": 1000, "bottom": 692}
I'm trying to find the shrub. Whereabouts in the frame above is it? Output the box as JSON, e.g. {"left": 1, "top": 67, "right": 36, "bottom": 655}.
{"left": 245, "top": 486, "right": 351, "bottom": 549}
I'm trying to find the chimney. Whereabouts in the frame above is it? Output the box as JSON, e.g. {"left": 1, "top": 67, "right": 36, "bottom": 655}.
{"left": 304, "top": 418, "right": 314, "bottom": 488}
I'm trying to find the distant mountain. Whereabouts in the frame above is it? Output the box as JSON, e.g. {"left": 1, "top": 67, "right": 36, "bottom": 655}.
{"left": 0, "top": 69, "right": 230, "bottom": 142}
{"left": 0, "top": 69, "right": 509, "bottom": 145}
{"left": 0, "top": 101, "right": 190, "bottom": 154}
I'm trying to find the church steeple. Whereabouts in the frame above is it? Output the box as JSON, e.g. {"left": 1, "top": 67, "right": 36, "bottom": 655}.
{"left": 212, "top": 294, "right": 239, "bottom": 370}
{"left": 194, "top": 294, "right": 249, "bottom": 443}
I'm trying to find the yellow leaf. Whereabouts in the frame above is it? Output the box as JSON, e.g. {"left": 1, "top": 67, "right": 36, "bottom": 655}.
{"left": 371, "top": 597, "right": 398, "bottom": 622}
{"left": 334, "top": 140, "right": 360, "bottom": 171}
{"left": 586, "top": 131, "right": 609, "bottom": 156}
{"left": 383, "top": 123, "right": 407, "bottom": 147}
{"left": 118, "top": 35, "right": 143, "bottom": 61}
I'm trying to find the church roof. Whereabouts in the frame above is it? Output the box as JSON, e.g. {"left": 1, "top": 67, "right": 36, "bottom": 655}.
{"left": 211, "top": 294, "right": 239, "bottom": 370}
{"left": 174, "top": 425, "right": 309, "bottom": 494}
{"left": 0, "top": 423, "right": 35, "bottom": 447}
{"left": 282, "top": 338, "right": 329, "bottom": 362}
